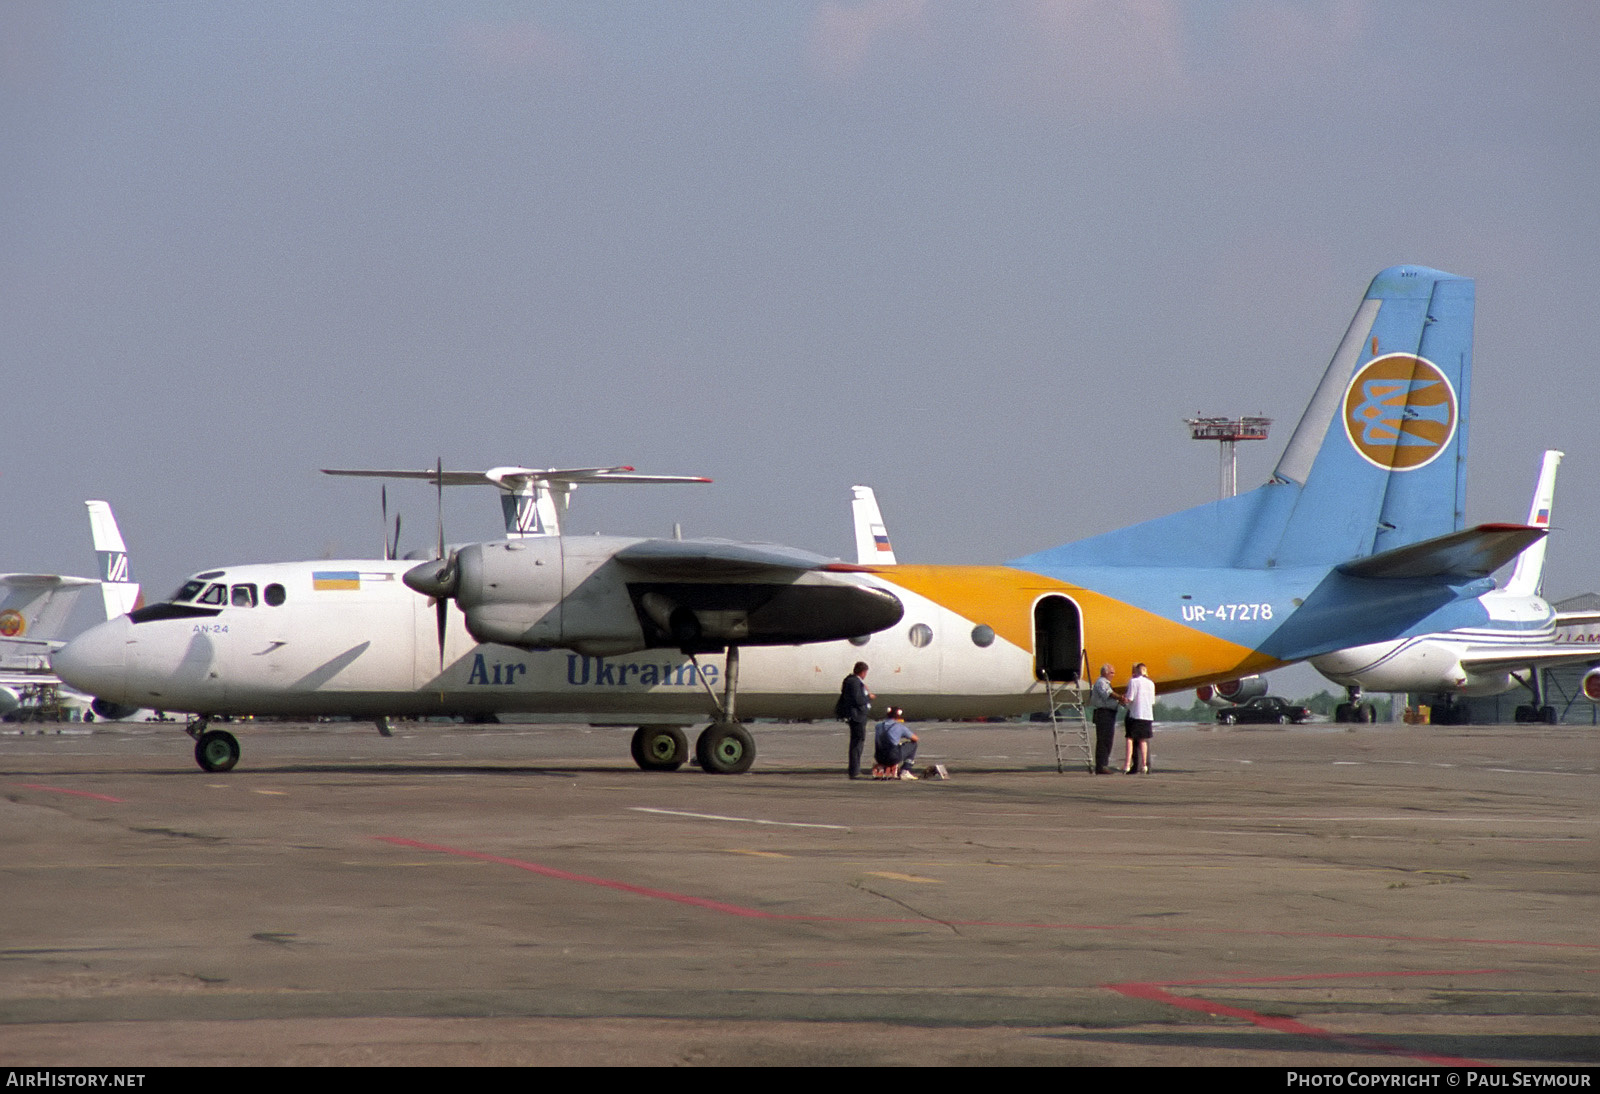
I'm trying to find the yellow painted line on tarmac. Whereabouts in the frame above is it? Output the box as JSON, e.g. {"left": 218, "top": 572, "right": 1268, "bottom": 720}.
{"left": 864, "top": 871, "right": 943, "bottom": 884}
{"left": 252, "top": 789, "right": 287, "bottom": 795}
{"left": 725, "top": 849, "right": 790, "bottom": 858}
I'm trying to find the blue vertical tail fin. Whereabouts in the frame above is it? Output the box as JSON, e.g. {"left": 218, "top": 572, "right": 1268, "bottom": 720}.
{"left": 1265, "top": 265, "right": 1472, "bottom": 567}
{"left": 1014, "top": 265, "right": 1473, "bottom": 573}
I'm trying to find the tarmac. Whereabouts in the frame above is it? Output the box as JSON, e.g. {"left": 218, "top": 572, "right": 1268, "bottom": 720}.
{"left": 0, "top": 717, "right": 1595, "bottom": 1067}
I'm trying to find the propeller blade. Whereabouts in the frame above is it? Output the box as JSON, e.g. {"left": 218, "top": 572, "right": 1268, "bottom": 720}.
{"left": 436, "top": 594, "right": 448, "bottom": 672}
{"left": 435, "top": 457, "right": 445, "bottom": 561}
{"left": 434, "top": 458, "right": 447, "bottom": 669}
{"left": 381, "top": 485, "right": 391, "bottom": 561}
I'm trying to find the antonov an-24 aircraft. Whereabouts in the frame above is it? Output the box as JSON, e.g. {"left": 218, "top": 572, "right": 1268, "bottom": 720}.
{"left": 54, "top": 266, "right": 1543, "bottom": 775}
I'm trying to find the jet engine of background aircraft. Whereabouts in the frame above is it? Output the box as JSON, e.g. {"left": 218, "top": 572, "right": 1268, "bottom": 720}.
{"left": 1195, "top": 676, "right": 1268, "bottom": 708}
{"left": 1583, "top": 668, "right": 1600, "bottom": 701}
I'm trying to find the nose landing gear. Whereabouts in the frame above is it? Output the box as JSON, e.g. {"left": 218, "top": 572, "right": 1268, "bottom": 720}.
{"left": 187, "top": 719, "right": 241, "bottom": 772}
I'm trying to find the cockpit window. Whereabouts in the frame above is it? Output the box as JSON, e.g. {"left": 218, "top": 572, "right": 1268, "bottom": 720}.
{"left": 197, "top": 583, "right": 227, "bottom": 606}
{"left": 172, "top": 580, "right": 206, "bottom": 603}
{"left": 264, "top": 583, "right": 287, "bottom": 607}
{"left": 231, "top": 584, "right": 258, "bottom": 608}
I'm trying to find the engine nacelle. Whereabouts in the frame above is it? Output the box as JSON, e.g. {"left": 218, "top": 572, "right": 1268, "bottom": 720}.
{"left": 433, "top": 536, "right": 905, "bottom": 657}
{"left": 0, "top": 686, "right": 18, "bottom": 717}
{"left": 90, "top": 698, "right": 143, "bottom": 721}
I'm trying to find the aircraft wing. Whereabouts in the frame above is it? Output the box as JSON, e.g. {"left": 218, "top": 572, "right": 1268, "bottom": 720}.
{"left": 1456, "top": 644, "right": 1600, "bottom": 676}
{"left": 607, "top": 538, "right": 901, "bottom": 650}
{"left": 613, "top": 539, "right": 832, "bottom": 579}
{"left": 1336, "top": 524, "right": 1545, "bottom": 581}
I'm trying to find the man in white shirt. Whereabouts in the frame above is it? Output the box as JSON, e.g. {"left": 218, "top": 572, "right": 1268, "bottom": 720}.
{"left": 1122, "top": 662, "right": 1155, "bottom": 774}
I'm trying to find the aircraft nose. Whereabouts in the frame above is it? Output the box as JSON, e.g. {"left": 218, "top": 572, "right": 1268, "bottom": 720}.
{"left": 52, "top": 618, "right": 131, "bottom": 699}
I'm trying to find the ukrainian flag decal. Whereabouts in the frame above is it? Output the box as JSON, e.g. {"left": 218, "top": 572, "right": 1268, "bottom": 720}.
{"left": 312, "top": 571, "right": 361, "bottom": 591}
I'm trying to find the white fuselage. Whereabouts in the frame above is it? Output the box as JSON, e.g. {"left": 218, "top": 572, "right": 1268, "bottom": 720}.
{"left": 53, "top": 560, "right": 1049, "bottom": 722}
{"left": 1310, "top": 590, "right": 1553, "bottom": 696}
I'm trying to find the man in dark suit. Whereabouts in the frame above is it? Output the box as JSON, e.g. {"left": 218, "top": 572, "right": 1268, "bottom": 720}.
{"left": 837, "top": 661, "right": 873, "bottom": 779}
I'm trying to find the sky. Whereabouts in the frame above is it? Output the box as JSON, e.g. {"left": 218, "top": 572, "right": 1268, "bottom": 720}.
{"left": 5, "top": 2, "right": 1599, "bottom": 691}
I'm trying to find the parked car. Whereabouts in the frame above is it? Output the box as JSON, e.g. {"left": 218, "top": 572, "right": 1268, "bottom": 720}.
{"left": 1216, "top": 696, "right": 1312, "bottom": 725}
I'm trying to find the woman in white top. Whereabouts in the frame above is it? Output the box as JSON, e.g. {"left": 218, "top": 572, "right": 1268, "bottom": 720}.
{"left": 1122, "top": 662, "right": 1156, "bottom": 774}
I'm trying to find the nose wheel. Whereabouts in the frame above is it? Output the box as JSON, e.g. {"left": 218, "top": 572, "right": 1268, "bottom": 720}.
{"left": 187, "top": 720, "right": 241, "bottom": 772}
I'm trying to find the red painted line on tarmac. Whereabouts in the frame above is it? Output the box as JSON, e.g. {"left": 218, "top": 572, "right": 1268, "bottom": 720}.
{"left": 375, "top": 837, "right": 815, "bottom": 920}
{"left": 381, "top": 837, "right": 1518, "bottom": 1064}
{"left": 15, "top": 783, "right": 125, "bottom": 804}
{"left": 1106, "top": 972, "right": 1493, "bottom": 1066}
{"left": 373, "top": 836, "right": 1597, "bottom": 951}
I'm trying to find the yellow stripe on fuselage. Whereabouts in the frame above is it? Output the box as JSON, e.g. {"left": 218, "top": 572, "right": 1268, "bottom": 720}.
{"left": 876, "top": 564, "right": 1283, "bottom": 691}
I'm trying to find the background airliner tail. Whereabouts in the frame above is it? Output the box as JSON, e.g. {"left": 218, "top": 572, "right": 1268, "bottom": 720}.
{"left": 1501, "top": 450, "right": 1562, "bottom": 598}
{"left": 86, "top": 500, "right": 141, "bottom": 618}
{"left": 0, "top": 575, "right": 97, "bottom": 644}
{"left": 850, "top": 486, "right": 897, "bottom": 565}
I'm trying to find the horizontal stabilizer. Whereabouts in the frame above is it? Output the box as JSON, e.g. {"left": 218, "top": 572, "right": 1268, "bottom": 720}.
{"left": 0, "top": 574, "right": 98, "bottom": 590}
{"left": 1336, "top": 523, "right": 1543, "bottom": 581}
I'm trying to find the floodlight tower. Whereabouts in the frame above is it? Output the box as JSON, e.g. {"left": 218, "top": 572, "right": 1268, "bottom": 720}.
{"left": 1185, "top": 416, "right": 1272, "bottom": 499}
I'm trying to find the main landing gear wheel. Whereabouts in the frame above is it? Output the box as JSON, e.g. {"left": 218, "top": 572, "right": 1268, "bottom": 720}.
{"left": 695, "top": 721, "right": 755, "bottom": 775}
{"left": 631, "top": 725, "right": 688, "bottom": 771}
{"left": 194, "top": 729, "right": 240, "bottom": 773}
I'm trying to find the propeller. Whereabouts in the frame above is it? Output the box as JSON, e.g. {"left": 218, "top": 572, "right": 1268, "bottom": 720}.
{"left": 434, "top": 458, "right": 451, "bottom": 669}
{"left": 380, "top": 486, "right": 402, "bottom": 561}
{"left": 398, "top": 459, "right": 457, "bottom": 672}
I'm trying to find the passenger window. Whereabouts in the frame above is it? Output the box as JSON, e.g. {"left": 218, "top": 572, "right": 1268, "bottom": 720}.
{"left": 198, "top": 584, "right": 227, "bottom": 606}
{"left": 264, "top": 584, "right": 287, "bottom": 607}
{"left": 231, "top": 584, "right": 258, "bottom": 608}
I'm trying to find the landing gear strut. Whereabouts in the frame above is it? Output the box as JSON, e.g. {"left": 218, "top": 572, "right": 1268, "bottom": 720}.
{"left": 686, "top": 644, "right": 757, "bottom": 775}
{"left": 1334, "top": 687, "right": 1377, "bottom": 723}
{"left": 187, "top": 719, "right": 240, "bottom": 772}
{"left": 1511, "top": 669, "right": 1558, "bottom": 724}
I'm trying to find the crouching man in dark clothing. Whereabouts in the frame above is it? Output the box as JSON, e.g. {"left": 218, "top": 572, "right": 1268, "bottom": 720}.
{"left": 873, "top": 708, "right": 919, "bottom": 781}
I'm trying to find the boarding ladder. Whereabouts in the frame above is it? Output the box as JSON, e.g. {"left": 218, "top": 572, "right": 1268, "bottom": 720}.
{"left": 1042, "top": 650, "right": 1094, "bottom": 774}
